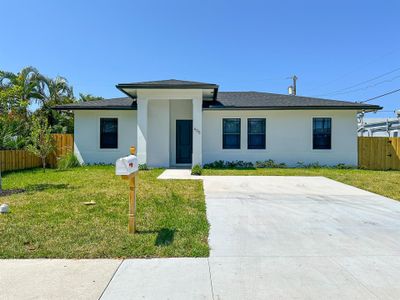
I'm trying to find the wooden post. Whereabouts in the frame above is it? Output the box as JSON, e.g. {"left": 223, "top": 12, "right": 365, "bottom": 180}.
{"left": 128, "top": 146, "right": 136, "bottom": 233}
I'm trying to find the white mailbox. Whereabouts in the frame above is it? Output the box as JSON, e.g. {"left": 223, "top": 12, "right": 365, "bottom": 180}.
{"left": 116, "top": 155, "right": 139, "bottom": 176}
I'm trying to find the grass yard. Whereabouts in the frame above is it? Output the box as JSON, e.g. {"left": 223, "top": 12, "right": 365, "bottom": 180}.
{"left": 0, "top": 166, "right": 209, "bottom": 258}
{"left": 202, "top": 168, "right": 400, "bottom": 201}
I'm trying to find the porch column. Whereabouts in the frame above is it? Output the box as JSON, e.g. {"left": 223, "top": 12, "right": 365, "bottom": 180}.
{"left": 192, "top": 97, "right": 202, "bottom": 166}
{"left": 137, "top": 98, "right": 148, "bottom": 164}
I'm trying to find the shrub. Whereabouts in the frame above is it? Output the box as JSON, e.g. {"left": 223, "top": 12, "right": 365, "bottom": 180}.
{"left": 203, "top": 160, "right": 225, "bottom": 169}
{"left": 296, "top": 162, "right": 326, "bottom": 169}
{"left": 203, "top": 160, "right": 254, "bottom": 169}
{"left": 139, "top": 164, "right": 148, "bottom": 171}
{"left": 191, "top": 164, "right": 203, "bottom": 175}
{"left": 333, "top": 163, "right": 356, "bottom": 169}
{"left": 57, "top": 152, "right": 81, "bottom": 169}
{"left": 255, "top": 159, "right": 287, "bottom": 168}
{"left": 26, "top": 116, "right": 55, "bottom": 171}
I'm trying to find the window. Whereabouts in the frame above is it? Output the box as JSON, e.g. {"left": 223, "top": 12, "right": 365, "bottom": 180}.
{"left": 100, "top": 118, "right": 118, "bottom": 149}
{"left": 223, "top": 118, "right": 241, "bottom": 149}
{"left": 313, "top": 118, "right": 331, "bottom": 149}
{"left": 248, "top": 118, "right": 266, "bottom": 149}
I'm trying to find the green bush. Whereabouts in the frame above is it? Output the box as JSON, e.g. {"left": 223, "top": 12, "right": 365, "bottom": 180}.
{"left": 296, "top": 161, "right": 325, "bottom": 168}
{"left": 191, "top": 164, "right": 203, "bottom": 175}
{"left": 57, "top": 152, "right": 81, "bottom": 170}
{"left": 255, "top": 159, "right": 287, "bottom": 168}
{"left": 296, "top": 161, "right": 356, "bottom": 169}
{"left": 203, "top": 160, "right": 254, "bottom": 169}
{"left": 203, "top": 160, "right": 225, "bottom": 169}
{"left": 139, "top": 163, "right": 148, "bottom": 170}
{"left": 334, "top": 163, "right": 356, "bottom": 169}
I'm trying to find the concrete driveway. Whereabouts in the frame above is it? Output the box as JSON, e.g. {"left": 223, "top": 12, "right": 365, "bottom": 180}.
{"left": 204, "top": 176, "right": 400, "bottom": 299}
{"left": 2, "top": 174, "right": 400, "bottom": 299}
{"left": 101, "top": 175, "right": 400, "bottom": 299}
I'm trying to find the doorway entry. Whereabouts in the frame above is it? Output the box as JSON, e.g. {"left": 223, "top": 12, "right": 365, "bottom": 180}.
{"left": 176, "top": 120, "right": 192, "bottom": 164}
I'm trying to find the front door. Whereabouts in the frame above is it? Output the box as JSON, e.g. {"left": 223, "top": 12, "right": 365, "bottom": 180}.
{"left": 176, "top": 120, "right": 193, "bottom": 164}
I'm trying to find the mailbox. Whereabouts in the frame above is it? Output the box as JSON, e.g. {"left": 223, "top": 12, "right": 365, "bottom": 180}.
{"left": 116, "top": 154, "right": 139, "bottom": 176}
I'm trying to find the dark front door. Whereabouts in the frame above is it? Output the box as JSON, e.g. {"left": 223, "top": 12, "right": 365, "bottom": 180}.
{"left": 176, "top": 120, "right": 192, "bottom": 164}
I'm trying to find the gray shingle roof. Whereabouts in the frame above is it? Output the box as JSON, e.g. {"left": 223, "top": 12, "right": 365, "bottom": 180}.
{"left": 54, "top": 91, "right": 381, "bottom": 111}
{"left": 116, "top": 79, "right": 218, "bottom": 89}
{"left": 203, "top": 91, "right": 381, "bottom": 110}
{"left": 54, "top": 97, "right": 135, "bottom": 110}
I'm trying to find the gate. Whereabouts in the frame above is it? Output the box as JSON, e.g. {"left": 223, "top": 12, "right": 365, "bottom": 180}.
{"left": 358, "top": 137, "right": 400, "bottom": 170}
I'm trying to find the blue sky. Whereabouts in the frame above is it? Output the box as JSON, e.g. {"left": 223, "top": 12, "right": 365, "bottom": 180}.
{"left": 1, "top": 0, "right": 399, "bottom": 117}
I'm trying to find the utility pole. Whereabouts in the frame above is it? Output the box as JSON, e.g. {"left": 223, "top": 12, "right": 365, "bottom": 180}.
{"left": 287, "top": 75, "right": 298, "bottom": 95}
{"left": 292, "top": 75, "right": 298, "bottom": 95}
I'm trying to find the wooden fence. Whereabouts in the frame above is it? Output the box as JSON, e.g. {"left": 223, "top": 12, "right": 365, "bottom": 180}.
{"left": 0, "top": 134, "right": 74, "bottom": 172}
{"left": 358, "top": 137, "right": 400, "bottom": 170}
{"left": 0, "top": 150, "right": 42, "bottom": 172}
{"left": 47, "top": 134, "right": 74, "bottom": 168}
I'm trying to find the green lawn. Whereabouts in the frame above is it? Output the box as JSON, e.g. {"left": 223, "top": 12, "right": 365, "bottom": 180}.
{"left": 0, "top": 166, "right": 209, "bottom": 258}
{"left": 202, "top": 168, "right": 400, "bottom": 201}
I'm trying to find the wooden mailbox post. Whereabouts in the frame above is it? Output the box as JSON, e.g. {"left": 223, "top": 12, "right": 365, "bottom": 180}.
{"left": 116, "top": 146, "right": 139, "bottom": 234}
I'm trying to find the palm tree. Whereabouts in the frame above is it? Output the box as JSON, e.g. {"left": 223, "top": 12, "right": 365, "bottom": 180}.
{"left": 36, "top": 75, "right": 75, "bottom": 131}
{"left": 78, "top": 93, "right": 104, "bottom": 102}
{"left": 0, "top": 66, "right": 42, "bottom": 106}
{"left": 37, "top": 75, "right": 74, "bottom": 107}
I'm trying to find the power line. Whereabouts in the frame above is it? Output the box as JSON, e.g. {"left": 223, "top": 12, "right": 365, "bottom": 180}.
{"left": 314, "top": 66, "right": 400, "bottom": 97}
{"left": 308, "top": 47, "right": 400, "bottom": 93}
{"left": 319, "top": 74, "right": 400, "bottom": 97}
{"left": 361, "top": 88, "right": 400, "bottom": 103}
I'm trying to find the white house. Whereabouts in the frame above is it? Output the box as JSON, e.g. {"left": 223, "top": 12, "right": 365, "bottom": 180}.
{"left": 55, "top": 79, "right": 381, "bottom": 167}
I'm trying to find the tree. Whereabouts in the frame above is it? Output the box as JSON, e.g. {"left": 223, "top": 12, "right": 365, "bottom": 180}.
{"left": 25, "top": 116, "right": 55, "bottom": 171}
{"left": 78, "top": 93, "right": 104, "bottom": 102}
{"left": 0, "top": 85, "right": 28, "bottom": 116}
{"left": 0, "top": 85, "right": 31, "bottom": 150}
{"left": 35, "top": 75, "right": 75, "bottom": 132}
{"left": 37, "top": 75, "right": 74, "bottom": 107}
{"left": 0, "top": 67, "right": 42, "bottom": 109}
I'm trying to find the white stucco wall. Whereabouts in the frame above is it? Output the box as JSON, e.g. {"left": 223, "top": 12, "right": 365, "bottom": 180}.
{"left": 137, "top": 89, "right": 202, "bottom": 166}
{"left": 74, "top": 110, "right": 137, "bottom": 164}
{"left": 147, "top": 100, "right": 170, "bottom": 167}
{"left": 202, "top": 109, "right": 358, "bottom": 166}
{"left": 73, "top": 104, "right": 358, "bottom": 167}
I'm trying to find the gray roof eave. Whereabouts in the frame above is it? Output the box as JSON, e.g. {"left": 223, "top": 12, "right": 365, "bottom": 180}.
{"left": 53, "top": 106, "right": 137, "bottom": 111}
{"left": 116, "top": 83, "right": 219, "bottom": 89}
{"left": 203, "top": 105, "right": 382, "bottom": 111}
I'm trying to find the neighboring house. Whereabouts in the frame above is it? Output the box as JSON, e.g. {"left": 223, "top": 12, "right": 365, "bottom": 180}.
{"left": 54, "top": 79, "right": 381, "bottom": 167}
{"left": 358, "top": 117, "right": 400, "bottom": 137}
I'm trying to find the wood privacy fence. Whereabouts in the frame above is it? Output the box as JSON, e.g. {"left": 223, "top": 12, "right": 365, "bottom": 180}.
{"left": 0, "top": 134, "right": 74, "bottom": 172}
{"left": 47, "top": 134, "right": 74, "bottom": 168}
{"left": 358, "top": 137, "right": 400, "bottom": 170}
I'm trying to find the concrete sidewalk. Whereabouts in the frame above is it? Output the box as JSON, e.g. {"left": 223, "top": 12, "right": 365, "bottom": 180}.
{"left": 100, "top": 258, "right": 214, "bottom": 300}
{"left": 0, "top": 259, "right": 121, "bottom": 300}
